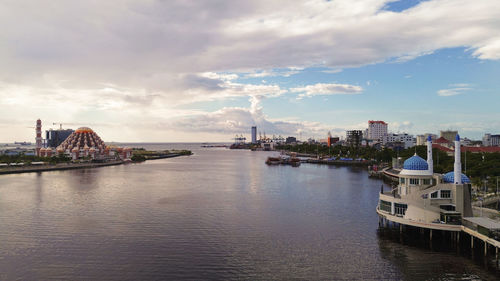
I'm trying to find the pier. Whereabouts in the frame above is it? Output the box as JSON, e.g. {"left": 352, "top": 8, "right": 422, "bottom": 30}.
{"left": 378, "top": 210, "right": 500, "bottom": 266}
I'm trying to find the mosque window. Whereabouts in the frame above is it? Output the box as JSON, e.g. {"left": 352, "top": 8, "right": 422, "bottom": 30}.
{"left": 409, "top": 178, "right": 419, "bottom": 185}
{"left": 431, "top": 191, "right": 438, "bottom": 198}
{"left": 380, "top": 200, "right": 391, "bottom": 213}
{"left": 441, "top": 190, "right": 451, "bottom": 198}
{"left": 394, "top": 203, "right": 407, "bottom": 216}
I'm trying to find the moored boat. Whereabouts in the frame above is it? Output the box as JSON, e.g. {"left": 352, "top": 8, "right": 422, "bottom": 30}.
{"left": 265, "top": 157, "right": 281, "bottom": 165}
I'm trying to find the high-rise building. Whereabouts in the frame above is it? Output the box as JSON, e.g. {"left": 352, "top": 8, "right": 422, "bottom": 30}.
{"left": 367, "top": 120, "right": 387, "bottom": 141}
{"left": 346, "top": 130, "right": 363, "bottom": 147}
{"left": 46, "top": 129, "right": 75, "bottom": 148}
{"left": 251, "top": 126, "right": 257, "bottom": 144}
{"left": 35, "top": 119, "right": 42, "bottom": 156}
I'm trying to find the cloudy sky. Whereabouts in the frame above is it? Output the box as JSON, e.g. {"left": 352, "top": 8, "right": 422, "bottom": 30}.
{"left": 1, "top": 0, "right": 499, "bottom": 142}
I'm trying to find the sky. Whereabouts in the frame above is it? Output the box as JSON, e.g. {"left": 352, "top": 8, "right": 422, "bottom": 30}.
{"left": 1, "top": 0, "right": 499, "bottom": 142}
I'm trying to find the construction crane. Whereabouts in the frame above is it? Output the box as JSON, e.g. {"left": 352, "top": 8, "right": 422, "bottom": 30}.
{"left": 53, "top": 123, "right": 64, "bottom": 130}
{"left": 52, "top": 122, "right": 88, "bottom": 130}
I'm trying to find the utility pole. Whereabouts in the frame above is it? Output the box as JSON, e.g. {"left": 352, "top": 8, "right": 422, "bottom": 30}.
{"left": 497, "top": 176, "right": 499, "bottom": 195}
{"left": 464, "top": 150, "right": 467, "bottom": 174}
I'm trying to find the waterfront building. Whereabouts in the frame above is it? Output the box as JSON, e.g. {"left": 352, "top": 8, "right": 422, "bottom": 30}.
{"left": 440, "top": 130, "right": 458, "bottom": 142}
{"left": 285, "top": 136, "right": 297, "bottom": 144}
{"left": 382, "top": 133, "right": 415, "bottom": 149}
{"left": 251, "top": 126, "right": 257, "bottom": 144}
{"left": 56, "top": 127, "right": 112, "bottom": 160}
{"left": 367, "top": 120, "right": 388, "bottom": 141}
{"left": 378, "top": 135, "right": 479, "bottom": 233}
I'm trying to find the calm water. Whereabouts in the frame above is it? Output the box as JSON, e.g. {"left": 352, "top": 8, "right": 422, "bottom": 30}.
{"left": 0, "top": 144, "right": 498, "bottom": 280}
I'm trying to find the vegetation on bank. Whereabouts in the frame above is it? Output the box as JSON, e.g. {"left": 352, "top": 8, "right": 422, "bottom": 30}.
{"left": 131, "top": 148, "right": 192, "bottom": 162}
{"left": 275, "top": 143, "right": 500, "bottom": 192}
{"left": 0, "top": 154, "right": 72, "bottom": 165}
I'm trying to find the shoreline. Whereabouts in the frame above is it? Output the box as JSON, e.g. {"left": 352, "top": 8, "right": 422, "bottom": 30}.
{"left": 0, "top": 160, "right": 124, "bottom": 175}
{"left": 0, "top": 153, "right": 190, "bottom": 175}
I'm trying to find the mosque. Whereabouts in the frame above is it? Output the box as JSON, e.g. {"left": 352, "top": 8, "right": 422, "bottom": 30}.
{"left": 377, "top": 135, "right": 473, "bottom": 231}
{"left": 36, "top": 120, "right": 131, "bottom": 160}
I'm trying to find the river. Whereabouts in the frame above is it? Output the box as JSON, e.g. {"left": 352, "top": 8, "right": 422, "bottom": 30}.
{"left": 0, "top": 144, "right": 498, "bottom": 280}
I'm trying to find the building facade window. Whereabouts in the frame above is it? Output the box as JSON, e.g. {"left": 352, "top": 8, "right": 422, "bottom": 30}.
{"left": 422, "top": 179, "right": 431, "bottom": 185}
{"left": 440, "top": 190, "right": 451, "bottom": 198}
{"left": 380, "top": 200, "right": 392, "bottom": 212}
{"left": 394, "top": 203, "right": 408, "bottom": 216}
{"left": 431, "top": 191, "right": 438, "bottom": 198}
{"left": 400, "top": 178, "right": 405, "bottom": 184}
{"left": 409, "top": 178, "right": 419, "bottom": 185}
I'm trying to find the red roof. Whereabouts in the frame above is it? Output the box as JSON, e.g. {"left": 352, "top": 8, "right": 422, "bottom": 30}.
{"left": 432, "top": 144, "right": 500, "bottom": 153}
{"left": 368, "top": 120, "right": 387, "bottom": 124}
{"left": 432, "top": 144, "right": 453, "bottom": 152}
{"left": 462, "top": 146, "right": 500, "bottom": 153}
{"left": 434, "top": 137, "right": 451, "bottom": 144}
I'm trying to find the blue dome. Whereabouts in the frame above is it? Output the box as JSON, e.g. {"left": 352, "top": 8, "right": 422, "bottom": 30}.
{"left": 443, "top": 172, "right": 471, "bottom": 183}
{"left": 403, "top": 155, "right": 428, "bottom": 170}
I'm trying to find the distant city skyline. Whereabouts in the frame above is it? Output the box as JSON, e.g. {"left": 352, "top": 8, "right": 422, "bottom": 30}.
{"left": 0, "top": 0, "right": 499, "bottom": 142}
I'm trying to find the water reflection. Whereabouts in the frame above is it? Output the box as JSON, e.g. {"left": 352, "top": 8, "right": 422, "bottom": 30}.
{"left": 0, "top": 145, "right": 498, "bottom": 280}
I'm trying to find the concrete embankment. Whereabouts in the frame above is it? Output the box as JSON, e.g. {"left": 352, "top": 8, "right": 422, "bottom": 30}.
{"left": 0, "top": 153, "right": 191, "bottom": 175}
{"left": 143, "top": 153, "right": 182, "bottom": 160}
{"left": 306, "top": 158, "right": 372, "bottom": 166}
{"left": 0, "top": 160, "right": 124, "bottom": 175}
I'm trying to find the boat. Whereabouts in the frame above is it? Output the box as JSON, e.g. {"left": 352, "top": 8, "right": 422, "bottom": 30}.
{"left": 265, "top": 154, "right": 301, "bottom": 167}
{"left": 289, "top": 157, "right": 301, "bottom": 167}
{"left": 265, "top": 157, "right": 281, "bottom": 165}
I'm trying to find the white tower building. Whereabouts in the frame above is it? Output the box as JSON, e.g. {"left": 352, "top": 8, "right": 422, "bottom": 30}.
{"left": 426, "top": 135, "right": 433, "bottom": 174}
{"left": 454, "top": 134, "right": 462, "bottom": 185}
{"left": 251, "top": 126, "right": 257, "bottom": 144}
{"left": 367, "top": 120, "right": 388, "bottom": 141}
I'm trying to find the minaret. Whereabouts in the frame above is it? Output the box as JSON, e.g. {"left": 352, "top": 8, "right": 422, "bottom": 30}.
{"left": 454, "top": 134, "right": 462, "bottom": 184}
{"left": 36, "top": 119, "right": 42, "bottom": 156}
{"left": 426, "top": 135, "right": 433, "bottom": 174}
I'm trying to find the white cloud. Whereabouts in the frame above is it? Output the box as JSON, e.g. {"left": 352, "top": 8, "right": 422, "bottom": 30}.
{"left": 291, "top": 83, "right": 363, "bottom": 99}
{"left": 390, "top": 121, "right": 414, "bottom": 133}
{"left": 437, "top": 85, "right": 472, "bottom": 97}
{"left": 1, "top": 0, "right": 500, "bottom": 141}
{"left": 321, "top": 69, "right": 343, "bottom": 74}
{"left": 243, "top": 68, "right": 303, "bottom": 78}
{"left": 162, "top": 96, "right": 331, "bottom": 139}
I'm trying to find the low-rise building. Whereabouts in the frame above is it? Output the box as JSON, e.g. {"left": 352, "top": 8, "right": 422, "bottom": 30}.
{"left": 382, "top": 133, "right": 415, "bottom": 149}
{"left": 440, "top": 130, "right": 458, "bottom": 142}
{"left": 416, "top": 133, "right": 437, "bottom": 146}
{"left": 483, "top": 133, "right": 500, "bottom": 146}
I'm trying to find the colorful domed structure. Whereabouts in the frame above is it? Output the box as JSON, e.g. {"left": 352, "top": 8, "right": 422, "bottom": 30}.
{"left": 57, "top": 127, "right": 108, "bottom": 159}
{"left": 400, "top": 153, "right": 433, "bottom": 176}
{"left": 403, "top": 154, "right": 428, "bottom": 170}
{"left": 443, "top": 172, "right": 471, "bottom": 184}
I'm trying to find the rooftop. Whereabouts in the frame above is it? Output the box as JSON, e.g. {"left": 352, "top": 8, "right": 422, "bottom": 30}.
{"left": 463, "top": 217, "right": 500, "bottom": 230}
